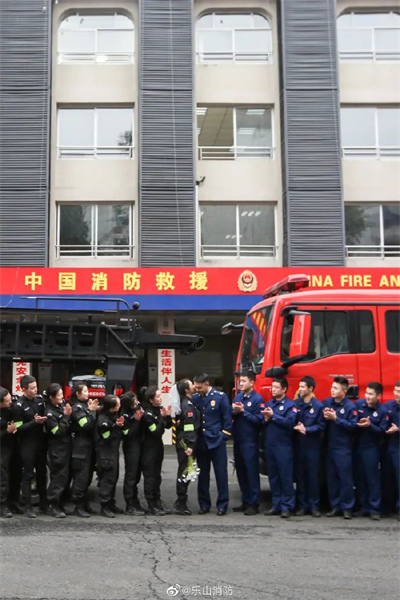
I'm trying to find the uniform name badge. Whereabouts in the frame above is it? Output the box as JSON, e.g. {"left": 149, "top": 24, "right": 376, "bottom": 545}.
{"left": 310, "top": 408, "right": 314, "bottom": 414}
{"left": 279, "top": 405, "right": 284, "bottom": 411}
{"left": 247, "top": 402, "right": 252, "bottom": 407}
{"left": 373, "top": 411, "right": 378, "bottom": 417}
{"left": 211, "top": 400, "right": 216, "bottom": 407}
{"left": 340, "top": 408, "right": 345, "bottom": 414}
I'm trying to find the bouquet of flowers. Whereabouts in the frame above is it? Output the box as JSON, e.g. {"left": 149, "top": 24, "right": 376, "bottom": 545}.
{"left": 177, "top": 440, "right": 200, "bottom": 483}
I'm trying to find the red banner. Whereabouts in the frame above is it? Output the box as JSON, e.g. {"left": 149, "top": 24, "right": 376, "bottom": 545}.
{"left": 0, "top": 267, "right": 399, "bottom": 296}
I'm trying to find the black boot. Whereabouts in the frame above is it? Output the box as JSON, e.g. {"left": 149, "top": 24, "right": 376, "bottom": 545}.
{"left": 24, "top": 505, "right": 36, "bottom": 519}
{"left": 100, "top": 503, "right": 115, "bottom": 518}
{"left": 9, "top": 501, "right": 24, "bottom": 515}
{"left": 48, "top": 503, "right": 66, "bottom": 518}
{"left": 173, "top": 497, "right": 192, "bottom": 516}
{"left": 74, "top": 501, "right": 90, "bottom": 518}
{"left": 147, "top": 499, "right": 164, "bottom": 516}
{"left": 125, "top": 502, "right": 145, "bottom": 516}
{"left": 109, "top": 501, "right": 124, "bottom": 514}
{"left": 84, "top": 502, "right": 96, "bottom": 515}
{"left": 157, "top": 499, "right": 171, "bottom": 514}
{"left": 0, "top": 505, "right": 12, "bottom": 518}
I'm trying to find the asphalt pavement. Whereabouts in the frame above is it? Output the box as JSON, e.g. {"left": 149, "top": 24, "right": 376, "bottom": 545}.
{"left": 1, "top": 447, "right": 399, "bottom": 600}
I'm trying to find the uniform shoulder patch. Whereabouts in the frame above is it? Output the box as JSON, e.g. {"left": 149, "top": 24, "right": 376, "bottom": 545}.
{"left": 187, "top": 412, "right": 193, "bottom": 417}
{"left": 353, "top": 410, "right": 357, "bottom": 415}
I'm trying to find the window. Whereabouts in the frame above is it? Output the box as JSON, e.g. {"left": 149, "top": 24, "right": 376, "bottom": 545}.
{"left": 356, "top": 311, "right": 376, "bottom": 353}
{"left": 58, "top": 13, "right": 134, "bottom": 64}
{"left": 338, "top": 11, "right": 400, "bottom": 62}
{"left": 58, "top": 108, "right": 133, "bottom": 159}
{"left": 345, "top": 203, "right": 400, "bottom": 257}
{"left": 200, "top": 204, "right": 276, "bottom": 259}
{"left": 281, "top": 311, "right": 350, "bottom": 362}
{"left": 196, "top": 13, "right": 272, "bottom": 63}
{"left": 56, "top": 204, "right": 133, "bottom": 258}
{"left": 341, "top": 107, "right": 400, "bottom": 158}
{"left": 197, "top": 106, "right": 273, "bottom": 159}
{"left": 386, "top": 310, "right": 400, "bottom": 353}
{"left": 240, "top": 306, "right": 273, "bottom": 372}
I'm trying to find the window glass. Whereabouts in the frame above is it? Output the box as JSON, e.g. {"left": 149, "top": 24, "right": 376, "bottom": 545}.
{"left": 337, "top": 28, "right": 372, "bottom": 52}
{"left": 236, "top": 108, "right": 272, "bottom": 147}
{"left": 383, "top": 204, "right": 400, "bottom": 247}
{"left": 97, "top": 109, "right": 132, "bottom": 147}
{"left": 200, "top": 205, "right": 236, "bottom": 249}
{"left": 345, "top": 204, "right": 380, "bottom": 246}
{"left": 358, "top": 311, "right": 376, "bottom": 353}
{"left": 378, "top": 108, "right": 400, "bottom": 147}
{"left": 197, "top": 30, "right": 232, "bottom": 55}
{"left": 240, "top": 306, "right": 273, "bottom": 371}
{"left": 59, "top": 30, "right": 95, "bottom": 53}
{"left": 214, "top": 14, "right": 253, "bottom": 28}
{"left": 197, "top": 107, "right": 234, "bottom": 148}
{"left": 97, "top": 205, "right": 130, "bottom": 255}
{"left": 59, "top": 205, "right": 92, "bottom": 254}
{"left": 235, "top": 29, "right": 271, "bottom": 53}
{"left": 59, "top": 109, "right": 94, "bottom": 147}
{"left": 97, "top": 30, "right": 134, "bottom": 53}
{"left": 239, "top": 204, "right": 275, "bottom": 248}
{"left": 375, "top": 28, "right": 400, "bottom": 52}
{"left": 340, "top": 108, "right": 376, "bottom": 146}
{"left": 386, "top": 310, "right": 400, "bottom": 353}
{"left": 350, "top": 13, "right": 396, "bottom": 27}
{"left": 60, "top": 14, "right": 133, "bottom": 30}
{"left": 308, "top": 312, "right": 350, "bottom": 359}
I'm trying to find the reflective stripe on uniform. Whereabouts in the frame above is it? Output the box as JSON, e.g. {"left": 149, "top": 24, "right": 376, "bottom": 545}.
{"left": 122, "top": 429, "right": 129, "bottom": 435}
{"left": 51, "top": 425, "right": 59, "bottom": 435}
{"left": 222, "top": 430, "right": 231, "bottom": 436}
{"left": 148, "top": 423, "right": 157, "bottom": 432}
{"left": 78, "top": 417, "right": 88, "bottom": 427}
{"left": 14, "top": 421, "right": 23, "bottom": 428}
{"left": 183, "top": 424, "right": 195, "bottom": 432}
{"left": 102, "top": 431, "right": 111, "bottom": 439}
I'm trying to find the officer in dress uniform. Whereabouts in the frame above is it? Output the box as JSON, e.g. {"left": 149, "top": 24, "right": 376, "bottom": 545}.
{"left": 355, "top": 382, "right": 388, "bottom": 520}
{"left": 262, "top": 377, "right": 296, "bottom": 518}
{"left": 293, "top": 376, "right": 325, "bottom": 517}
{"left": 0, "top": 387, "right": 17, "bottom": 518}
{"left": 173, "top": 379, "right": 201, "bottom": 515}
{"left": 323, "top": 377, "right": 358, "bottom": 519}
{"left": 382, "top": 381, "right": 400, "bottom": 519}
{"left": 192, "top": 373, "right": 232, "bottom": 516}
{"left": 11, "top": 375, "right": 48, "bottom": 518}
{"left": 44, "top": 383, "right": 72, "bottom": 518}
{"left": 232, "top": 371, "right": 264, "bottom": 516}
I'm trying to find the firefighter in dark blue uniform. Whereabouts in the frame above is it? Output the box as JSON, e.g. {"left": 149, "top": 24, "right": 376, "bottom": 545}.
{"left": 44, "top": 383, "right": 72, "bottom": 518}
{"left": 355, "top": 382, "right": 388, "bottom": 520}
{"left": 192, "top": 373, "right": 232, "bottom": 515}
{"left": 262, "top": 377, "right": 296, "bottom": 518}
{"left": 0, "top": 387, "right": 17, "bottom": 518}
{"left": 323, "top": 377, "right": 357, "bottom": 519}
{"left": 11, "top": 375, "right": 48, "bottom": 518}
{"left": 293, "top": 376, "right": 325, "bottom": 517}
{"left": 232, "top": 371, "right": 264, "bottom": 515}
{"left": 382, "top": 381, "right": 400, "bottom": 518}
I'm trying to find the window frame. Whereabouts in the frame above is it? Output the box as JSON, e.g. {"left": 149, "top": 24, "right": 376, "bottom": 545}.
{"left": 385, "top": 309, "right": 400, "bottom": 353}
{"left": 197, "top": 106, "right": 274, "bottom": 160}
{"left": 57, "top": 107, "right": 134, "bottom": 159}
{"left": 199, "top": 203, "right": 277, "bottom": 259}
{"left": 345, "top": 202, "right": 400, "bottom": 258}
{"left": 58, "top": 12, "right": 135, "bottom": 65}
{"left": 196, "top": 12, "right": 272, "bottom": 64}
{"left": 337, "top": 10, "right": 400, "bottom": 62}
{"left": 56, "top": 203, "right": 134, "bottom": 259}
{"left": 341, "top": 106, "right": 400, "bottom": 159}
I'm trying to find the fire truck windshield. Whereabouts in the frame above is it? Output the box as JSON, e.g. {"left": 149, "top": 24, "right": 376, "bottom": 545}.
{"left": 240, "top": 305, "right": 273, "bottom": 372}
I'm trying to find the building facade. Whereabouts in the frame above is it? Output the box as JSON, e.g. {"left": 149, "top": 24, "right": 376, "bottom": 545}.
{"left": 0, "top": 0, "right": 399, "bottom": 399}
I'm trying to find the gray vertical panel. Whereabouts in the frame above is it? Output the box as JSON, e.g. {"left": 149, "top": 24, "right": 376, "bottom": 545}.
{"left": 139, "top": 0, "right": 196, "bottom": 267}
{"left": 278, "top": 0, "right": 345, "bottom": 266}
{"left": 0, "top": 0, "right": 51, "bottom": 266}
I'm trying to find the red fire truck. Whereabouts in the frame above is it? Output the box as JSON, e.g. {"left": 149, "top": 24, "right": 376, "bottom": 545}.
{"left": 228, "top": 275, "right": 400, "bottom": 402}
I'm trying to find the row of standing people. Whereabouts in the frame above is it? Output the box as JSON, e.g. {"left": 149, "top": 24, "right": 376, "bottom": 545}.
{"left": 1, "top": 373, "right": 399, "bottom": 519}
